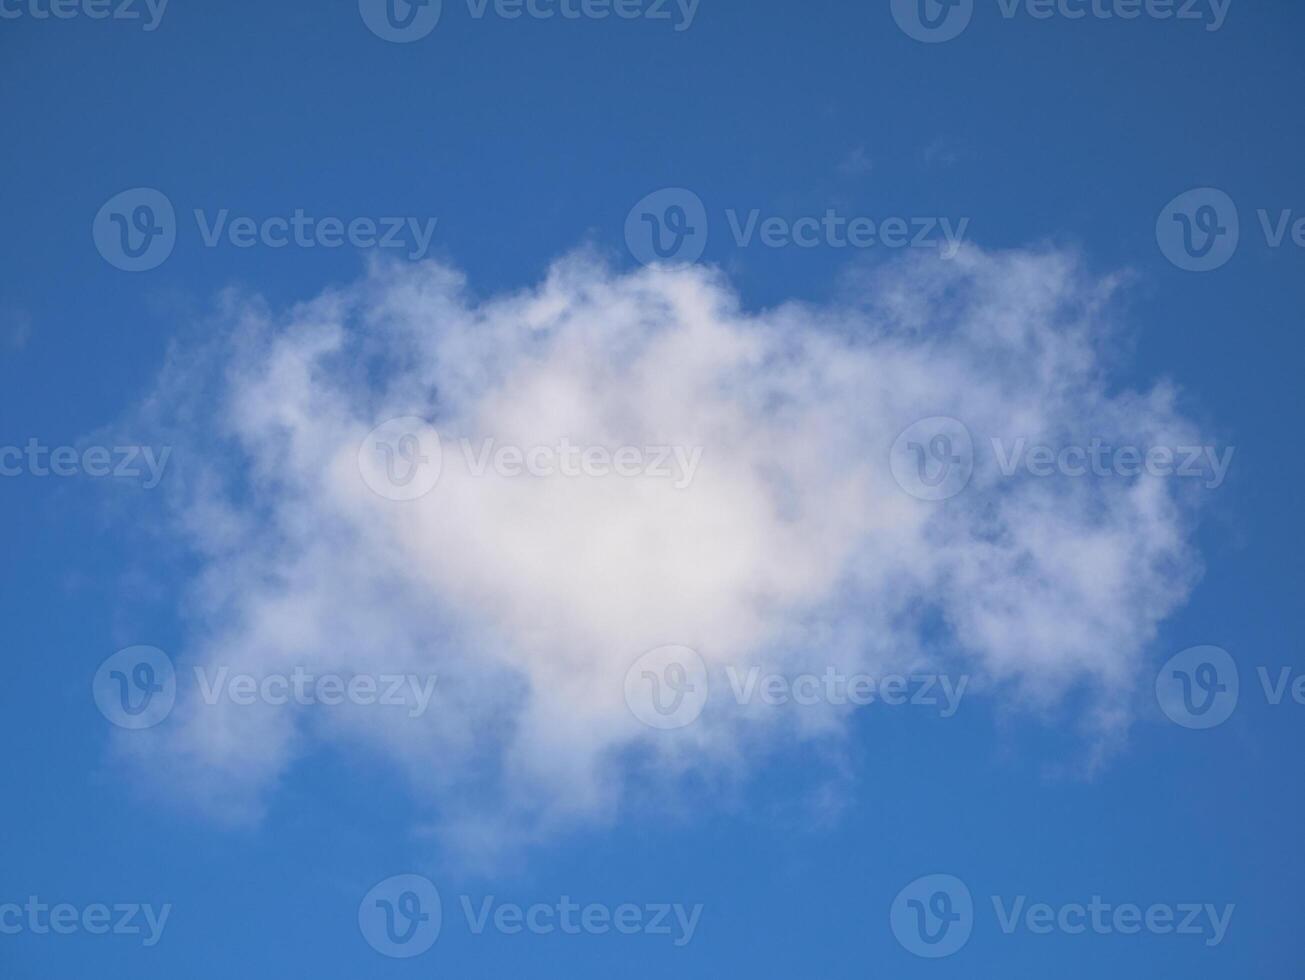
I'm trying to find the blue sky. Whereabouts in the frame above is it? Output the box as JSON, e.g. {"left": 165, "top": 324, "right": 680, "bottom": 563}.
{"left": 2, "top": 1, "right": 1303, "bottom": 977}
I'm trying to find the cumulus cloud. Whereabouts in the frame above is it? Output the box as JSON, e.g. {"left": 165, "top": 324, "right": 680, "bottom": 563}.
{"left": 120, "top": 245, "right": 1208, "bottom": 855}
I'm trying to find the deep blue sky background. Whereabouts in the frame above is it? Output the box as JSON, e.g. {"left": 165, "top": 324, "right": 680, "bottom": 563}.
{"left": 2, "top": 1, "right": 1302, "bottom": 976}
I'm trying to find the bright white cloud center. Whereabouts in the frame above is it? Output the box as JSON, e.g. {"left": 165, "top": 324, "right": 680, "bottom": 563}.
{"left": 123, "top": 246, "right": 1208, "bottom": 851}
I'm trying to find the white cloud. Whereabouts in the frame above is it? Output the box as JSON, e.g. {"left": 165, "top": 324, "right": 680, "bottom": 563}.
{"left": 120, "top": 246, "right": 1207, "bottom": 856}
